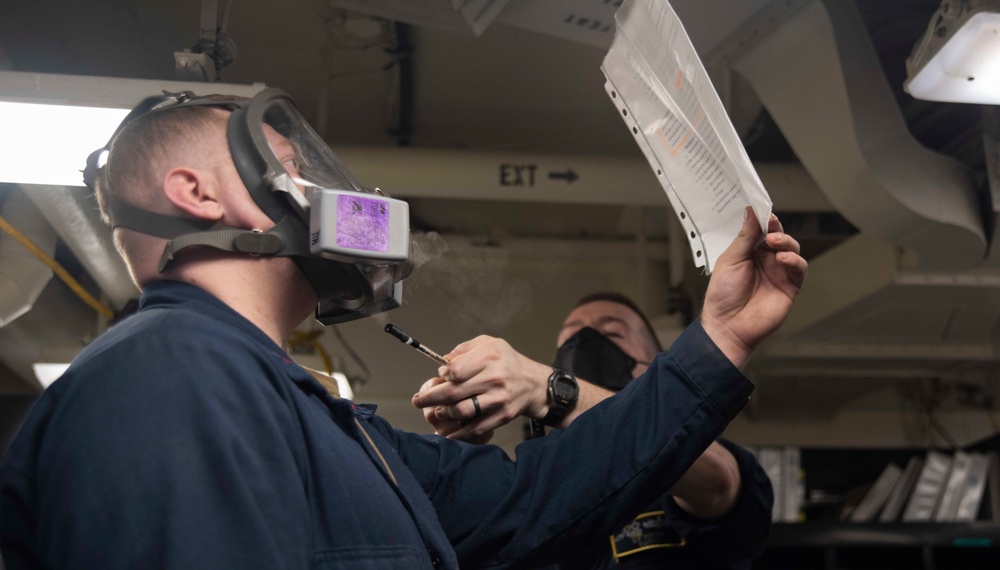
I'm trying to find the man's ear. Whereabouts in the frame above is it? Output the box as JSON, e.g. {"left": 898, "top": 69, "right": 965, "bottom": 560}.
{"left": 162, "top": 167, "right": 224, "bottom": 222}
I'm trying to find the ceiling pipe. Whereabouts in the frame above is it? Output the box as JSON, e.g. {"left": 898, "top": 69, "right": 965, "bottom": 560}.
{"left": 333, "top": 146, "right": 833, "bottom": 211}
{"left": 23, "top": 185, "right": 138, "bottom": 310}
{"left": 0, "top": 187, "right": 56, "bottom": 328}
{"left": 387, "top": 22, "right": 415, "bottom": 147}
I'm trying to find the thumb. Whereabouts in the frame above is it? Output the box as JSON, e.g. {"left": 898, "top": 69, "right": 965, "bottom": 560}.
{"left": 715, "top": 206, "right": 762, "bottom": 268}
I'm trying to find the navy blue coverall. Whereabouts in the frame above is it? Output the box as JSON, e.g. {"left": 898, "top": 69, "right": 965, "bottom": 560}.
{"left": 0, "top": 281, "right": 753, "bottom": 569}
{"left": 557, "top": 438, "right": 772, "bottom": 569}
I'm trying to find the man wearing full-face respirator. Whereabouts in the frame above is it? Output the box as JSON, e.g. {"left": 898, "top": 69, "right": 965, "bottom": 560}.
{"left": 89, "top": 90, "right": 414, "bottom": 324}
{"left": 0, "top": 89, "right": 805, "bottom": 569}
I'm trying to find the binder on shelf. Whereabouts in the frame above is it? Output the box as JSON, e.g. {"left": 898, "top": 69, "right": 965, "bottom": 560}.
{"left": 955, "top": 452, "right": 989, "bottom": 522}
{"left": 849, "top": 462, "right": 902, "bottom": 523}
{"left": 782, "top": 446, "right": 804, "bottom": 523}
{"left": 839, "top": 482, "right": 873, "bottom": 523}
{"left": 879, "top": 456, "right": 924, "bottom": 523}
{"left": 901, "top": 451, "right": 953, "bottom": 522}
{"left": 935, "top": 451, "right": 973, "bottom": 521}
{"left": 758, "top": 447, "right": 784, "bottom": 522}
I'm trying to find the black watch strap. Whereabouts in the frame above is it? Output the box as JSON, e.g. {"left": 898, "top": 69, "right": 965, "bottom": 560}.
{"left": 540, "top": 368, "right": 579, "bottom": 427}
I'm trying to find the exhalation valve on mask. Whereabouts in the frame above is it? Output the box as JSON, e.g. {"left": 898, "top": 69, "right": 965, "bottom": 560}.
{"left": 292, "top": 178, "right": 412, "bottom": 325}
{"left": 239, "top": 91, "right": 413, "bottom": 324}
{"left": 296, "top": 185, "right": 410, "bottom": 324}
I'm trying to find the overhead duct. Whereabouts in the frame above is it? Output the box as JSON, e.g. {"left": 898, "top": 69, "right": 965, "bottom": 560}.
{"left": 726, "top": 0, "right": 986, "bottom": 270}
{"left": 0, "top": 187, "right": 56, "bottom": 327}
{"left": 24, "top": 185, "right": 138, "bottom": 310}
{"left": 759, "top": 233, "right": 1000, "bottom": 379}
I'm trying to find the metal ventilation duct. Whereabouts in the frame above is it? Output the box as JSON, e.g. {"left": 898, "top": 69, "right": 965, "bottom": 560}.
{"left": 729, "top": 0, "right": 986, "bottom": 270}
{"left": 0, "top": 187, "right": 55, "bottom": 328}
{"left": 691, "top": 0, "right": 1000, "bottom": 378}
{"left": 25, "top": 185, "right": 138, "bottom": 310}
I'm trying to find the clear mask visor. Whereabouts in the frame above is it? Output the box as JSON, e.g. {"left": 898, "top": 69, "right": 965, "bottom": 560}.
{"left": 258, "top": 98, "right": 372, "bottom": 204}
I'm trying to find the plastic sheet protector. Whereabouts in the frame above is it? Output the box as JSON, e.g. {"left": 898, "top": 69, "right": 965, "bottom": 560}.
{"left": 601, "top": 0, "right": 772, "bottom": 273}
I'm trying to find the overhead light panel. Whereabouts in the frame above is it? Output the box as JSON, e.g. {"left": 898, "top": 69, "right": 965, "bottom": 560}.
{"left": 0, "top": 70, "right": 265, "bottom": 187}
{"left": 0, "top": 102, "right": 129, "bottom": 187}
{"left": 905, "top": 0, "right": 1000, "bottom": 104}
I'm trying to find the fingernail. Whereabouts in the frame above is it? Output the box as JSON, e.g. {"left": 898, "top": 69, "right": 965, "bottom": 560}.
{"left": 435, "top": 407, "right": 446, "bottom": 419}
{"left": 744, "top": 206, "right": 752, "bottom": 225}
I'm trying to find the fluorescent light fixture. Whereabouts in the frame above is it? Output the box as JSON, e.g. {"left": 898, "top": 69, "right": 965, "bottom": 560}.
{"left": 33, "top": 362, "right": 71, "bottom": 388}
{"left": 0, "top": 102, "right": 129, "bottom": 187}
{"left": 905, "top": 0, "right": 1000, "bottom": 104}
{"left": 0, "top": 70, "right": 265, "bottom": 187}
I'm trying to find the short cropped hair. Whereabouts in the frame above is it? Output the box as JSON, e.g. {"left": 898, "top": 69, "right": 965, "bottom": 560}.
{"left": 90, "top": 95, "right": 247, "bottom": 283}
{"left": 574, "top": 291, "right": 663, "bottom": 352}
{"left": 94, "top": 95, "right": 246, "bottom": 224}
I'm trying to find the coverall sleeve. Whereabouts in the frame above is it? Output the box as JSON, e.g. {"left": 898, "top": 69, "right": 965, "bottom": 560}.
{"left": 660, "top": 439, "right": 774, "bottom": 568}
{"left": 378, "top": 320, "right": 755, "bottom": 569}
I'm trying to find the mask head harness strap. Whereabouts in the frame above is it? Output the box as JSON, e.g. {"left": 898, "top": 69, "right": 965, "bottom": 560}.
{"left": 84, "top": 88, "right": 411, "bottom": 324}
{"left": 82, "top": 90, "right": 304, "bottom": 272}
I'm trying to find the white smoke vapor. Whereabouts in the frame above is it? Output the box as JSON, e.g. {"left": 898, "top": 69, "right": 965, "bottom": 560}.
{"left": 405, "top": 233, "right": 533, "bottom": 335}
{"left": 409, "top": 231, "right": 449, "bottom": 270}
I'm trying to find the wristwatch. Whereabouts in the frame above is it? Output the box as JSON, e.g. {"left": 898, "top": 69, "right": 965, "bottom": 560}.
{"left": 540, "top": 368, "right": 579, "bottom": 427}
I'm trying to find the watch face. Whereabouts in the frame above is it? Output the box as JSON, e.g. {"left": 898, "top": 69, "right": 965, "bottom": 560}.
{"left": 552, "top": 374, "right": 578, "bottom": 402}
{"left": 552, "top": 380, "right": 572, "bottom": 400}
{"left": 543, "top": 370, "right": 579, "bottom": 426}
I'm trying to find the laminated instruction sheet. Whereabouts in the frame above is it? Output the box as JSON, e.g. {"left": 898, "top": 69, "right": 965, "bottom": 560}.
{"left": 601, "top": 0, "right": 772, "bottom": 273}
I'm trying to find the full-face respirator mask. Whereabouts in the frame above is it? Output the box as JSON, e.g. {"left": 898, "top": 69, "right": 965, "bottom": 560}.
{"left": 83, "top": 88, "right": 412, "bottom": 324}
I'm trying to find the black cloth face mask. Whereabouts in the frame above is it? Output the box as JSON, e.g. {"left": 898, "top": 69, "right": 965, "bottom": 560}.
{"left": 553, "top": 327, "right": 637, "bottom": 392}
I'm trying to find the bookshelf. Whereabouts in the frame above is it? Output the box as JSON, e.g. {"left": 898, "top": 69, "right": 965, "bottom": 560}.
{"left": 757, "top": 523, "right": 1000, "bottom": 569}
{"left": 752, "top": 445, "right": 1000, "bottom": 570}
